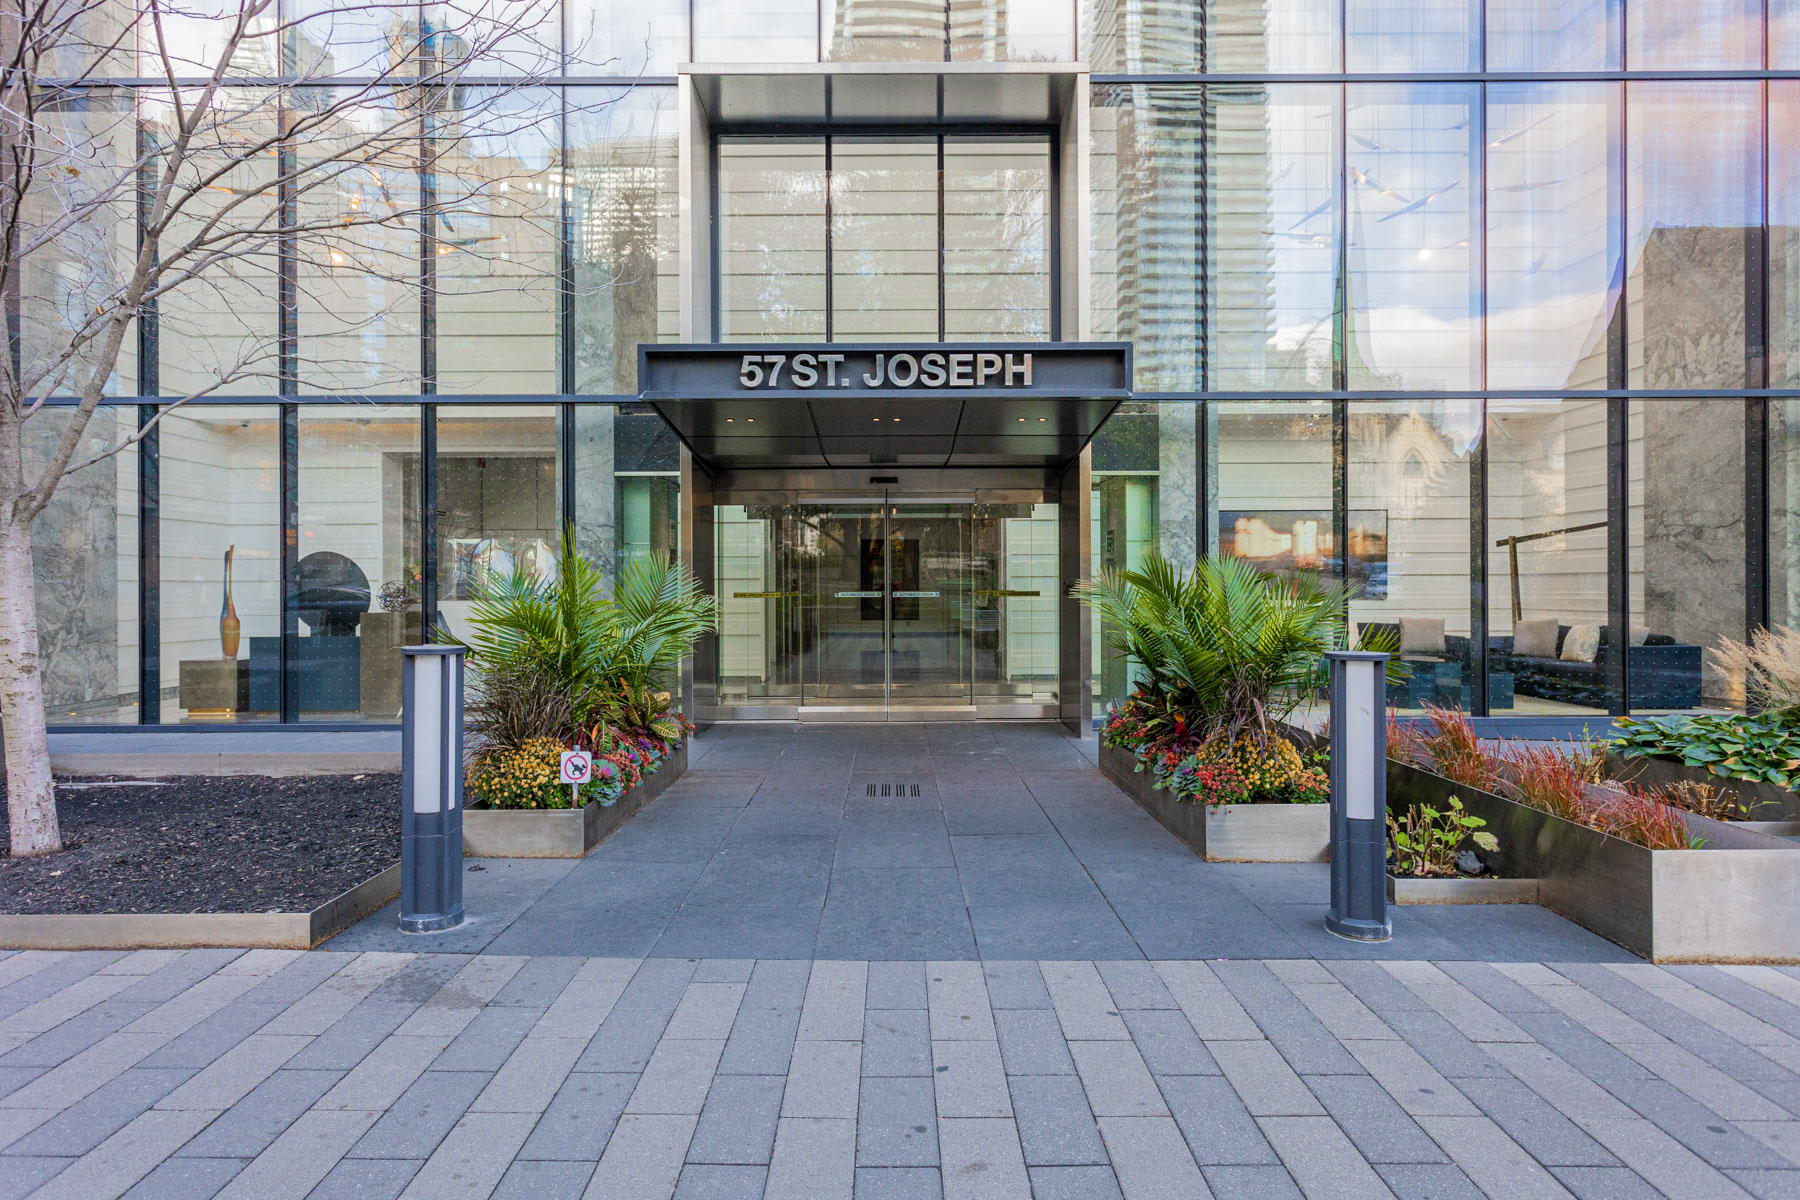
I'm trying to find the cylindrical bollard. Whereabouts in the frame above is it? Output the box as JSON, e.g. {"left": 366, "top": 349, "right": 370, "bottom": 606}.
{"left": 400, "top": 645, "right": 466, "bottom": 934}
{"left": 1325, "top": 649, "right": 1391, "bottom": 942}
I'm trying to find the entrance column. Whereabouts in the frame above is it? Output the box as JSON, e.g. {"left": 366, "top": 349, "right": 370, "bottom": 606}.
{"left": 680, "top": 447, "right": 717, "bottom": 729}
{"left": 1058, "top": 446, "right": 1092, "bottom": 735}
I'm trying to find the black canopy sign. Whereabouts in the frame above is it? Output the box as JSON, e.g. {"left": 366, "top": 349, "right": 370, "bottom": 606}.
{"left": 639, "top": 342, "right": 1131, "bottom": 399}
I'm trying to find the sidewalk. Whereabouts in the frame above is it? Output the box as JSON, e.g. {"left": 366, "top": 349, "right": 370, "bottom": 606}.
{"left": 0, "top": 949, "right": 1794, "bottom": 1199}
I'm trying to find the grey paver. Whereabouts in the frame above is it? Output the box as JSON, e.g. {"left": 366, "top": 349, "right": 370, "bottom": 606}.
{"left": 314, "top": 1034, "right": 452, "bottom": 1112}
{"left": 582, "top": 1113, "right": 696, "bottom": 1200}
{"left": 865, "top": 1009, "right": 933, "bottom": 1078}
{"left": 397, "top": 1110, "right": 535, "bottom": 1198}
{"left": 688, "top": 1073, "right": 787, "bottom": 1166}
{"left": 1257, "top": 1115, "right": 1392, "bottom": 1200}
{"left": 1008, "top": 1074, "right": 1106, "bottom": 1167}
{"left": 932, "top": 1040, "right": 1011, "bottom": 1119}
{"left": 858, "top": 1076, "right": 940, "bottom": 1167}
{"left": 938, "top": 1117, "right": 1030, "bottom": 1200}
{"left": 1070, "top": 1039, "right": 1166, "bottom": 1117}
{"left": 1027, "top": 1164, "right": 1121, "bottom": 1199}
{"left": 1374, "top": 1162, "right": 1485, "bottom": 1200}
{"left": 993, "top": 1010, "right": 1075, "bottom": 1077}
{"left": 1415, "top": 1114, "right": 1579, "bottom": 1200}
{"left": 175, "top": 1068, "right": 343, "bottom": 1160}
{"left": 1122, "top": 1008, "right": 1220, "bottom": 1077}
{"left": 215, "top": 1108, "right": 379, "bottom": 1200}
{"left": 25, "top": 1108, "right": 212, "bottom": 1200}
{"left": 118, "top": 1155, "right": 245, "bottom": 1200}
{"left": 786, "top": 1038, "right": 863, "bottom": 1118}
{"left": 672, "top": 1163, "right": 768, "bottom": 1199}
{"left": 492, "top": 1158, "right": 595, "bottom": 1200}
{"left": 429, "top": 1005, "right": 542, "bottom": 1073}
{"left": 1161, "top": 1074, "right": 1279, "bottom": 1166}
{"left": 1455, "top": 1075, "right": 1619, "bottom": 1167}
{"left": 1341, "top": 1038, "right": 1478, "bottom": 1118}
{"left": 9, "top": 1067, "right": 193, "bottom": 1159}
{"left": 1547, "top": 1165, "right": 1665, "bottom": 1199}
{"left": 519, "top": 1071, "right": 638, "bottom": 1161}
{"left": 867, "top": 963, "right": 928, "bottom": 1012}
{"left": 307, "top": 1157, "right": 422, "bottom": 1200}
{"left": 153, "top": 1034, "right": 311, "bottom": 1111}
{"left": 346, "top": 1070, "right": 491, "bottom": 1160}
{"left": 1096, "top": 1115, "right": 1207, "bottom": 1200}
{"left": 766, "top": 1117, "right": 858, "bottom": 1199}
{"left": 473, "top": 1035, "right": 588, "bottom": 1113}
{"left": 1209, "top": 1040, "right": 1325, "bottom": 1118}
{"left": 858, "top": 1165, "right": 945, "bottom": 1198}
{"left": 625, "top": 1037, "right": 726, "bottom": 1116}
{"left": 928, "top": 964, "right": 997, "bottom": 1042}
{"left": 1303, "top": 1073, "right": 1446, "bottom": 1166}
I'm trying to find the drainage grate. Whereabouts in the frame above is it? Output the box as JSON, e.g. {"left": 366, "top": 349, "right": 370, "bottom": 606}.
{"left": 864, "top": 782, "right": 923, "bottom": 798}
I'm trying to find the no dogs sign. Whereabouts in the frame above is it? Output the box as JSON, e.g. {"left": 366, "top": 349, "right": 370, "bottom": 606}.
{"left": 559, "top": 750, "right": 594, "bottom": 785}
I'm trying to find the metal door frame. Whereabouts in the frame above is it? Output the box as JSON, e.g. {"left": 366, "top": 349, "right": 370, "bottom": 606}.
{"left": 690, "top": 468, "right": 1073, "bottom": 724}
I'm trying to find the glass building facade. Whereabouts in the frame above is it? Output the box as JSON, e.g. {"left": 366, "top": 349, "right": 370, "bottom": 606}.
{"left": 28, "top": 0, "right": 1800, "bottom": 727}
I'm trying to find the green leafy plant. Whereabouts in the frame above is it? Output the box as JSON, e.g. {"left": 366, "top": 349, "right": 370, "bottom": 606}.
{"left": 1387, "top": 795, "right": 1499, "bottom": 878}
{"left": 1075, "top": 553, "right": 1358, "bottom": 753}
{"left": 456, "top": 526, "right": 717, "bottom": 738}
{"left": 1612, "top": 711, "right": 1800, "bottom": 792}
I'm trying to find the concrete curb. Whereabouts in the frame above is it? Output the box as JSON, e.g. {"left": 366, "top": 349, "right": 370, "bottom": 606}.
{"left": 1386, "top": 874, "right": 1540, "bottom": 905}
{"left": 44, "top": 752, "right": 402, "bottom": 778}
{"left": 0, "top": 862, "right": 401, "bottom": 950}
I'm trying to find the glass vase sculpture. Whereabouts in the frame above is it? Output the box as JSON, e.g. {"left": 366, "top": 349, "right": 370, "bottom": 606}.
{"left": 220, "top": 545, "right": 240, "bottom": 658}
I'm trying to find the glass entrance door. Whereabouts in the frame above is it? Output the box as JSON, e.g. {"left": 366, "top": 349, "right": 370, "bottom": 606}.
{"left": 797, "top": 497, "right": 973, "bottom": 710}
{"left": 712, "top": 492, "right": 1059, "bottom": 717}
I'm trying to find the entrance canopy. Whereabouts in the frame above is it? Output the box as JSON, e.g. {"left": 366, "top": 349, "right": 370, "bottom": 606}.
{"left": 639, "top": 342, "right": 1130, "bottom": 470}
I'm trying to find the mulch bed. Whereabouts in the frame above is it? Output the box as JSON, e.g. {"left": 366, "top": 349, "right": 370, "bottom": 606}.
{"left": 0, "top": 774, "right": 401, "bottom": 915}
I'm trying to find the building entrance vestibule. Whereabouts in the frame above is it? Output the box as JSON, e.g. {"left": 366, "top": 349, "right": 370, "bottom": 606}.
{"left": 713, "top": 492, "right": 1061, "bottom": 719}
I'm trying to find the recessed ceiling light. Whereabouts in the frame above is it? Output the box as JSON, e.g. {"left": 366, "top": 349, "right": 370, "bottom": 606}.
{"left": 1038, "top": 417, "right": 1046, "bottom": 422}
{"left": 1016, "top": 417, "right": 1025, "bottom": 423}
{"left": 891, "top": 418, "right": 900, "bottom": 422}
{"left": 746, "top": 417, "right": 754, "bottom": 423}
{"left": 725, "top": 417, "right": 734, "bottom": 422}
{"left": 873, "top": 417, "right": 881, "bottom": 422}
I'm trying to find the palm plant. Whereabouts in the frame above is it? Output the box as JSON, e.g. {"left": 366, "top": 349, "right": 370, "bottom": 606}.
{"left": 455, "top": 527, "right": 717, "bottom": 743}
{"left": 1075, "top": 553, "right": 1359, "bottom": 750}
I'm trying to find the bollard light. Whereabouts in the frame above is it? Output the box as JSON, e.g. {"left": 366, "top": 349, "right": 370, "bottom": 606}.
{"left": 400, "top": 645, "right": 466, "bottom": 934}
{"left": 1325, "top": 649, "right": 1391, "bottom": 942}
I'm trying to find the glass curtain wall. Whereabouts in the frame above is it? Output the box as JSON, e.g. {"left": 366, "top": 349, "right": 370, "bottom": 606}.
{"left": 158, "top": 407, "right": 281, "bottom": 724}
{"left": 290, "top": 408, "right": 422, "bottom": 722}
{"left": 718, "top": 135, "right": 1052, "bottom": 342}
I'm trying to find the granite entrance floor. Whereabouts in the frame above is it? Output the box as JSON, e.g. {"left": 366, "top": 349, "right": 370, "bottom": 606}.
{"left": 2, "top": 949, "right": 1800, "bottom": 1199}
{"left": 332, "top": 722, "right": 1633, "bottom": 962}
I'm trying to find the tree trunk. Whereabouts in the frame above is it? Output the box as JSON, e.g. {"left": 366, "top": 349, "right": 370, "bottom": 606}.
{"left": 0, "top": 513, "right": 60, "bottom": 855}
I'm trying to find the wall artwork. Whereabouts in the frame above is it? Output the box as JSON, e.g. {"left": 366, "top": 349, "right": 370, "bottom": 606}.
{"left": 1218, "top": 509, "right": 1390, "bottom": 600}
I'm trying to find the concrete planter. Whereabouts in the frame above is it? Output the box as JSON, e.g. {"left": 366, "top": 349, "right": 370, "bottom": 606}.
{"left": 463, "top": 742, "right": 687, "bottom": 858}
{"left": 0, "top": 862, "right": 400, "bottom": 950}
{"left": 1605, "top": 751, "right": 1800, "bottom": 820}
{"left": 1099, "top": 743, "right": 1330, "bottom": 862}
{"left": 1386, "top": 874, "right": 1539, "bottom": 905}
{"left": 1388, "top": 758, "right": 1800, "bottom": 962}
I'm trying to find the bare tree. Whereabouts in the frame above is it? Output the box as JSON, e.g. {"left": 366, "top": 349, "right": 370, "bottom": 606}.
{"left": 0, "top": 0, "right": 601, "bottom": 855}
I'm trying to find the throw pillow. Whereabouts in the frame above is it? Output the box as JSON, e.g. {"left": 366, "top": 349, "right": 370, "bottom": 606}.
{"left": 1512, "top": 618, "right": 1560, "bottom": 659}
{"left": 1629, "top": 624, "right": 1651, "bottom": 646}
{"left": 1560, "top": 623, "right": 1601, "bottom": 663}
{"left": 1399, "top": 617, "right": 1446, "bottom": 656}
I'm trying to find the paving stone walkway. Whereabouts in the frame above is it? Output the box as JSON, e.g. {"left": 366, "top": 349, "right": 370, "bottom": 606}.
{"left": 332, "top": 723, "right": 1629, "bottom": 961}
{"left": 1, "top": 948, "right": 1799, "bottom": 1199}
